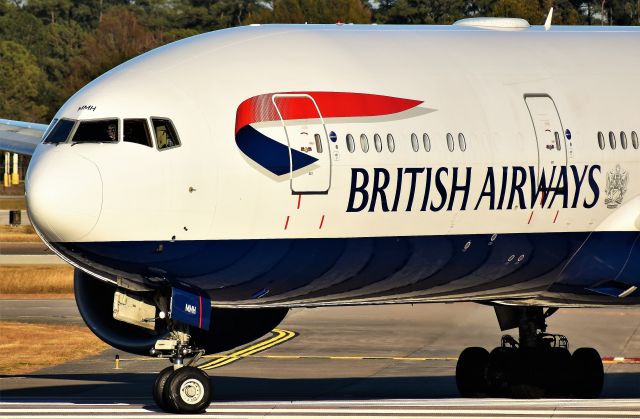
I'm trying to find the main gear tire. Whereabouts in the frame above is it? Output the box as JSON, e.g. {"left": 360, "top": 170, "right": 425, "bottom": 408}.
{"left": 571, "top": 347, "right": 604, "bottom": 398}
{"left": 544, "top": 347, "right": 572, "bottom": 397}
{"left": 486, "top": 347, "right": 517, "bottom": 397}
{"left": 456, "top": 347, "right": 489, "bottom": 397}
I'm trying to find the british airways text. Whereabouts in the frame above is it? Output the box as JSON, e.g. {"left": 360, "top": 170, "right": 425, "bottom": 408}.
{"left": 347, "top": 165, "right": 601, "bottom": 212}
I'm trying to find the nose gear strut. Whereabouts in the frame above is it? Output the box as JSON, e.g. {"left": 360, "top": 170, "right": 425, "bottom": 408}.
{"left": 150, "top": 323, "right": 211, "bottom": 413}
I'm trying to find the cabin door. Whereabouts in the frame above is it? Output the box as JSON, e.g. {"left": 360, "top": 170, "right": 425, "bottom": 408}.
{"left": 524, "top": 95, "right": 567, "bottom": 189}
{"left": 272, "top": 94, "right": 331, "bottom": 194}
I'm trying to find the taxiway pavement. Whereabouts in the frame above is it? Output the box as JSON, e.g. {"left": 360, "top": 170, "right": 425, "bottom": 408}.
{"left": 0, "top": 242, "right": 51, "bottom": 255}
{"left": 0, "top": 299, "right": 82, "bottom": 325}
{"left": 1, "top": 302, "right": 639, "bottom": 417}
{"left": 0, "top": 242, "right": 63, "bottom": 264}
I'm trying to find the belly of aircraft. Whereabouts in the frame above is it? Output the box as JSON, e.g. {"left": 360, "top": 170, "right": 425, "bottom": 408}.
{"left": 50, "top": 231, "right": 640, "bottom": 307}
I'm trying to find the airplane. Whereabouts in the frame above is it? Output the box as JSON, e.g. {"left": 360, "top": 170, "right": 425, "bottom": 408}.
{"left": 1, "top": 16, "right": 639, "bottom": 414}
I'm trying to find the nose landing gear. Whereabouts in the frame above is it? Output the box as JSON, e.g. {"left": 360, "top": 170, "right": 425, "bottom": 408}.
{"left": 151, "top": 329, "right": 212, "bottom": 413}
{"left": 456, "top": 306, "right": 604, "bottom": 398}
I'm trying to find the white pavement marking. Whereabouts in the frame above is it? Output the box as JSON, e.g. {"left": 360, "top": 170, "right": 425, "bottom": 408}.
{"left": 9, "top": 417, "right": 640, "bottom": 419}
{"left": 3, "top": 399, "right": 640, "bottom": 407}
{"left": 2, "top": 400, "right": 640, "bottom": 418}
{"left": 4, "top": 408, "right": 640, "bottom": 414}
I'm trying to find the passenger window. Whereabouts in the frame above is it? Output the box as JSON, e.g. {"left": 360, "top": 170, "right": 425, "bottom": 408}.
{"left": 387, "top": 134, "right": 395, "bottom": 152}
{"left": 632, "top": 131, "right": 639, "bottom": 149}
{"left": 43, "top": 119, "right": 75, "bottom": 144}
{"left": 597, "top": 132, "right": 605, "bottom": 150}
{"left": 609, "top": 131, "right": 616, "bottom": 150}
{"left": 554, "top": 132, "right": 561, "bottom": 151}
{"left": 152, "top": 118, "right": 180, "bottom": 150}
{"left": 446, "top": 133, "right": 454, "bottom": 152}
{"left": 346, "top": 134, "right": 355, "bottom": 153}
{"left": 360, "top": 134, "right": 369, "bottom": 153}
{"left": 124, "top": 119, "right": 152, "bottom": 147}
{"left": 374, "top": 134, "right": 382, "bottom": 152}
{"left": 314, "top": 134, "right": 323, "bottom": 153}
{"left": 411, "top": 133, "right": 419, "bottom": 152}
{"left": 72, "top": 119, "right": 118, "bottom": 143}
{"left": 423, "top": 133, "right": 431, "bottom": 152}
{"left": 458, "top": 133, "right": 467, "bottom": 152}
{"left": 620, "top": 131, "right": 628, "bottom": 150}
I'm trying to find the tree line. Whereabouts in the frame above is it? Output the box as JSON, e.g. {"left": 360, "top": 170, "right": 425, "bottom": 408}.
{"left": 1, "top": 0, "right": 638, "bottom": 123}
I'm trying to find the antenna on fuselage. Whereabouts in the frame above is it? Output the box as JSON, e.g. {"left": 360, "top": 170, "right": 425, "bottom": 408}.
{"left": 544, "top": 7, "right": 554, "bottom": 31}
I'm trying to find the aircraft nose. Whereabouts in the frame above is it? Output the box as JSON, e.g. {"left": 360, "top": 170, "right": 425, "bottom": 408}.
{"left": 26, "top": 150, "right": 103, "bottom": 242}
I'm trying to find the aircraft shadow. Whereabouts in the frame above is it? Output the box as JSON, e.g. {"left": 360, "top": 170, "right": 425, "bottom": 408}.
{"left": 1, "top": 372, "right": 639, "bottom": 403}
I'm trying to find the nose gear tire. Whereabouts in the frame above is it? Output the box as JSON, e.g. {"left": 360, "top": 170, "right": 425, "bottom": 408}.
{"left": 152, "top": 366, "right": 175, "bottom": 413}
{"left": 163, "top": 366, "right": 212, "bottom": 414}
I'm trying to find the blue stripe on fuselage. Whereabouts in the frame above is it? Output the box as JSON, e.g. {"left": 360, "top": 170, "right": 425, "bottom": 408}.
{"left": 52, "top": 231, "right": 640, "bottom": 305}
{"left": 236, "top": 125, "right": 318, "bottom": 175}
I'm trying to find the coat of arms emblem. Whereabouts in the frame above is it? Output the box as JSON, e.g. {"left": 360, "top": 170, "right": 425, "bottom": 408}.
{"left": 604, "top": 164, "right": 629, "bottom": 209}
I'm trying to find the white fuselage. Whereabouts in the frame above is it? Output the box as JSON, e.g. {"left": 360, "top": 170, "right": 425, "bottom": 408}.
{"left": 24, "top": 24, "right": 640, "bottom": 307}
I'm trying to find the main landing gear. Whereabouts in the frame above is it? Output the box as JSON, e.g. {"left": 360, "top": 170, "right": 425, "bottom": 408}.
{"left": 151, "top": 328, "right": 212, "bottom": 413}
{"left": 456, "top": 306, "right": 604, "bottom": 398}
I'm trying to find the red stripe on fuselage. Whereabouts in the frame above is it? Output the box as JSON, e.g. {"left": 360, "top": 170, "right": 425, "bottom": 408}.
{"left": 198, "top": 295, "right": 202, "bottom": 329}
{"left": 235, "top": 92, "right": 423, "bottom": 134}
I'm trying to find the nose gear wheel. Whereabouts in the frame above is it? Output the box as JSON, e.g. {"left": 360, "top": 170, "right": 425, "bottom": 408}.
{"left": 161, "top": 366, "right": 211, "bottom": 413}
{"left": 179, "top": 377, "right": 206, "bottom": 405}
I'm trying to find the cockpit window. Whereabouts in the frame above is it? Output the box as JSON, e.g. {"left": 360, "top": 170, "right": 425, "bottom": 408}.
{"left": 42, "top": 118, "right": 58, "bottom": 140}
{"left": 152, "top": 118, "right": 180, "bottom": 150}
{"left": 72, "top": 119, "right": 119, "bottom": 143}
{"left": 124, "top": 119, "right": 152, "bottom": 147}
{"left": 43, "top": 119, "right": 75, "bottom": 144}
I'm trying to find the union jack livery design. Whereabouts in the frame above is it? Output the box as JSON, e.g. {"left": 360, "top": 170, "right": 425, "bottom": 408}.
{"left": 235, "top": 92, "right": 422, "bottom": 175}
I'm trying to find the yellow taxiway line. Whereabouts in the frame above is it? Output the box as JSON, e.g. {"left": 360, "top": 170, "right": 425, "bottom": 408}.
{"left": 198, "top": 328, "right": 297, "bottom": 370}
{"left": 115, "top": 326, "right": 639, "bottom": 369}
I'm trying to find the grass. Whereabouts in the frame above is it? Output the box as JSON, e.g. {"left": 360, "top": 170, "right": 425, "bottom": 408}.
{"left": 0, "top": 321, "right": 108, "bottom": 375}
{"left": 0, "top": 265, "right": 74, "bottom": 296}
{"left": 0, "top": 225, "right": 40, "bottom": 242}
{"left": 0, "top": 293, "right": 74, "bottom": 299}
